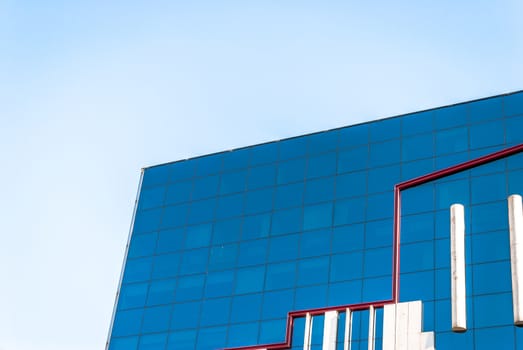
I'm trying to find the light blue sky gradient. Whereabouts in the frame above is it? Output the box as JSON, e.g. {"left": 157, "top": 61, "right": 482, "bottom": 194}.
{"left": 0, "top": 1, "right": 522, "bottom": 349}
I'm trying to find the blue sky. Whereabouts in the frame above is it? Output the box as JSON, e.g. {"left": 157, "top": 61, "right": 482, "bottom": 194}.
{"left": 0, "top": 1, "right": 522, "bottom": 349}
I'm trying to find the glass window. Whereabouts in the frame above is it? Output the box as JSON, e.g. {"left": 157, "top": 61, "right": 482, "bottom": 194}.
{"left": 139, "top": 333, "right": 168, "bottom": 350}
{"left": 401, "top": 241, "right": 433, "bottom": 273}
{"left": 330, "top": 251, "right": 363, "bottom": 282}
{"left": 304, "top": 177, "right": 335, "bottom": 205}
{"left": 294, "top": 285, "right": 328, "bottom": 309}
{"left": 279, "top": 136, "right": 308, "bottom": 160}
{"left": 337, "top": 146, "right": 368, "bottom": 173}
{"left": 133, "top": 208, "right": 162, "bottom": 234}
{"left": 200, "top": 298, "right": 231, "bottom": 326}
{"left": 271, "top": 208, "right": 302, "bottom": 235}
{"left": 205, "top": 270, "right": 235, "bottom": 298}
{"left": 208, "top": 244, "right": 238, "bottom": 270}
{"left": 471, "top": 201, "right": 508, "bottom": 233}
{"left": 164, "top": 180, "right": 192, "bottom": 205}
{"left": 152, "top": 253, "right": 180, "bottom": 279}
{"left": 307, "top": 153, "right": 337, "bottom": 179}
{"left": 146, "top": 279, "right": 176, "bottom": 306}
{"left": 249, "top": 142, "right": 278, "bottom": 166}
{"left": 401, "top": 158, "right": 434, "bottom": 180}
{"left": 508, "top": 168, "right": 523, "bottom": 196}
{"left": 308, "top": 131, "right": 339, "bottom": 154}
{"left": 112, "top": 309, "right": 144, "bottom": 336}
{"left": 219, "top": 170, "right": 246, "bottom": 195}
{"left": 179, "top": 248, "right": 208, "bottom": 275}
{"left": 244, "top": 188, "right": 273, "bottom": 214}
{"left": 175, "top": 274, "right": 205, "bottom": 302}
{"left": 161, "top": 204, "right": 189, "bottom": 229}
{"left": 402, "top": 133, "right": 434, "bottom": 162}
{"left": 277, "top": 158, "right": 306, "bottom": 184}
{"left": 156, "top": 228, "right": 184, "bottom": 254}
{"left": 123, "top": 257, "right": 152, "bottom": 283}
{"left": 366, "top": 192, "right": 393, "bottom": 221}
{"left": 191, "top": 175, "right": 219, "bottom": 200}
{"left": 118, "top": 283, "right": 148, "bottom": 310}
{"left": 187, "top": 199, "right": 215, "bottom": 225}
{"left": 138, "top": 186, "right": 165, "bottom": 210}
{"left": 435, "top": 127, "right": 468, "bottom": 155}
{"left": 274, "top": 182, "right": 304, "bottom": 209}
{"left": 212, "top": 218, "right": 242, "bottom": 245}
{"left": 334, "top": 197, "right": 366, "bottom": 226}
{"left": 215, "top": 193, "right": 244, "bottom": 219}
{"left": 223, "top": 148, "right": 250, "bottom": 171}
{"left": 471, "top": 173, "right": 506, "bottom": 204}
{"left": 297, "top": 256, "right": 329, "bottom": 286}
{"left": 265, "top": 262, "right": 296, "bottom": 290}
{"left": 331, "top": 224, "right": 364, "bottom": 253}
{"left": 169, "top": 161, "right": 195, "bottom": 183}
{"left": 369, "top": 117, "right": 400, "bottom": 142}
{"left": 362, "top": 276, "right": 391, "bottom": 302}
{"left": 401, "top": 111, "right": 434, "bottom": 136}
{"left": 238, "top": 239, "right": 267, "bottom": 267}
{"left": 435, "top": 151, "right": 469, "bottom": 171}
{"left": 369, "top": 140, "right": 400, "bottom": 167}
{"left": 195, "top": 154, "right": 222, "bottom": 176}
{"left": 141, "top": 305, "right": 171, "bottom": 333}
{"left": 196, "top": 326, "right": 227, "bottom": 350}
{"left": 242, "top": 213, "right": 271, "bottom": 240}
{"left": 258, "top": 319, "right": 286, "bottom": 344}
{"left": 474, "top": 327, "right": 514, "bottom": 350}
{"left": 248, "top": 164, "right": 277, "bottom": 189}
{"left": 473, "top": 261, "right": 511, "bottom": 295}
{"left": 363, "top": 247, "right": 392, "bottom": 277}
{"left": 335, "top": 170, "right": 366, "bottom": 199}
{"left": 227, "top": 322, "right": 260, "bottom": 348}
{"left": 299, "top": 229, "right": 330, "bottom": 258}
{"left": 504, "top": 92, "right": 523, "bottom": 117}
{"left": 506, "top": 115, "right": 523, "bottom": 145}
{"left": 235, "top": 266, "right": 266, "bottom": 294}
{"left": 474, "top": 292, "right": 512, "bottom": 328}
{"left": 468, "top": 96, "right": 503, "bottom": 123}
{"left": 470, "top": 155, "right": 505, "bottom": 177}
{"left": 128, "top": 233, "right": 157, "bottom": 258}
{"left": 365, "top": 219, "right": 392, "bottom": 248}
{"left": 469, "top": 120, "right": 504, "bottom": 149}
{"left": 435, "top": 178, "right": 469, "bottom": 210}
{"left": 434, "top": 104, "right": 467, "bottom": 130}
{"left": 327, "top": 280, "right": 362, "bottom": 306}
{"left": 402, "top": 184, "right": 434, "bottom": 215}
{"left": 402, "top": 213, "right": 434, "bottom": 244}
{"left": 142, "top": 166, "right": 170, "bottom": 188}
{"left": 230, "top": 294, "right": 262, "bottom": 323}
{"left": 472, "top": 230, "right": 510, "bottom": 264}
{"left": 109, "top": 336, "right": 139, "bottom": 350}
{"left": 268, "top": 234, "right": 299, "bottom": 262}
{"left": 367, "top": 165, "right": 400, "bottom": 194}
{"left": 184, "top": 224, "right": 212, "bottom": 249}
{"left": 339, "top": 123, "right": 368, "bottom": 149}
{"left": 303, "top": 203, "right": 333, "bottom": 231}
{"left": 400, "top": 270, "right": 434, "bottom": 301}
{"left": 170, "top": 302, "right": 200, "bottom": 330}
{"left": 262, "top": 289, "right": 294, "bottom": 319}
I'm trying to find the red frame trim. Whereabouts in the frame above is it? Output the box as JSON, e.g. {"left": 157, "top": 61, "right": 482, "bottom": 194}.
{"left": 225, "top": 143, "right": 523, "bottom": 350}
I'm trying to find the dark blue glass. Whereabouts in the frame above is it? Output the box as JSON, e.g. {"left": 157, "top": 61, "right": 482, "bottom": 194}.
{"left": 242, "top": 213, "right": 271, "bottom": 240}
{"left": 401, "top": 158, "right": 434, "bottom": 180}
{"left": 265, "top": 262, "right": 296, "bottom": 290}
{"left": 331, "top": 224, "right": 364, "bottom": 253}
{"left": 175, "top": 274, "right": 205, "bottom": 302}
{"left": 268, "top": 234, "right": 299, "bottom": 262}
{"left": 123, "top": 257, "right": 152, "bottom": 283}
{"left": 304, "top": 177, "right": 335, "bottom": 204}
{"left": 469, "top": 120, "right": 504, "bottom": 149}
{"left": 400, "top": 271, "right": 434, "bottom": 301}
{"left": 471, "top": 230, "right": 510, "bottom": 264}
{"left": 142, "top": 166, "right": 170, "bottom": 188}
{"left": 435, "top": 127, "right": 468, "bottom": 155}
{"left": 235, "top": 266, "right": 266, "bottom": 294}
{"left": 362, "top": 276, "right": 391, "bottom": 301}
{"left": 339, "top": 123, "right": 368, "bottom": 149}
{"left": 227, "top": 322, "right": 260, "bottom": 347}
{"left": 468, "top": 96, "right": 503, "bottom": 123}
{"left": 402, "top": 133, "right": 434, "bottom": 162}
{"left": 337, "top": 146, "right": 368, "bottom": 173}
{"left": 335, "top": 170, "right": 366, "bottom": 198}
{"left": 109, "top": 336, "right": 139, "bottom": 350}
{"left": 330, "top": 251, "right": 363, "bottom": 282}
{"left": 303, "top": 203, "right": 333, "bottom": 231}
{"left": 212, "top": 218, "right": 241, "bottom": 245}
{"left": 366, "top": 192, "right": 393, "bottom": 220}
{"left": 152, "top": 253, "right": 180, "bottom": 279}
{"left": 208, "top": 244, "right": 238, "bottom": 270}
{"left": 474, "top": 327, "right": 514, "bottom": 350}
{"left": 402, "top": 184, "right": 434, "bottom": 215}
{"left": 165, "top": 180, "right": 192, "bottom": 205}
{"left": 128, "top": 233, "right": 157, "bottom": 258}
{"left": 184, "top": 224, "right": 212, "bottom": 249}
{"left": 401, "top": 241, "right": 434, "bottom": 273}
{"left": 367, "top": 165, "right": 400, "bottom": 193}
{"left": 258, "top": 319, "right": 286, "bottom": 344}
{"left": 249, "top": 142, "right": 278, "bottom": 166}
{"left": 179, "top": 248, "right": 208, "bottom": 275}
{"left": 279, "top": 136, "right": 308, "bottom": 160}
{"left": 230, "top": 293, "right": 262, "bottom": 323}
{"left": 299, "top": 229, "right": 330, "bottom": 258}
{"left": 167, "top": 330, "right": 196, "bottom": 350}
{"left": 191, "top": 175, "right": 219, "bottom": 200}
{"left": 187, "top": 199, "right": 215, "bottom": 225}
{"left": 271, "top": 208, "right": 302, "bottom": 235}
{"left": 146, "top": 279, "right": 176, "bottom": 306}
{"left": 205, "top": 270, "right": 235, "bottom": 298}
{"left": 133, "top": 208, "right": 162, "bottom": 234}
{"left": 219, "top": 170, "right": 246, "bottom": 195}
{"left": 170, "top": 302, "right": 200, "bottom": 330}
{"left": 504, "top": 92, "right": 523, "bottom": 116}
{"left": 223, "top": 147, "right": 250, "bottom": 171}
{"left": 141, "top": 305, "right": 171, "bottom": 333}
{"left": 402, "top": 111, "right": 434, "bottom": 136}
{"left": 369, "top": 117, "right": 400, "bottom": 142}
{"left": 308, "top": 131, "right": 338, "bottom": 154}
{"left": 168, "top": 161, "right": 195, "bottom": 183}
{"left": 334, "top": 197, "right": 366, "bottom": 226}
{"left": 195, "top": 154, "right": 222, "bottom": 176}
{"left": 215, "top": 193, "right": 244, "bottom": 219}
{"left": 369, "top": 139, "right": 400, "bottom": 167}
{"left": 294, "top": 285, "right": 327, "bottom": 309}
{"left": 363, "top": 247, "right": 392, "bottom": 277}
{"left": 138, "top": 186, "right": 165, "bottom": 210}
{"left": 471, "top": 173, "right": 506, "bottom": 204}
{"left": 248, "top": 164, "right": 277, "bottom": 189}
{"left": 365, "top": 219, "right": 392, "bottom": 248}
{"left": 306, "top": 153, "right": 337, "bottom": 179}
{"left": 262, "top": 289, "right": 295, "bottom": 319}
{"left": 327, "top": 280, "right": 362, "bottom": 305}
{"left": 474, "top": 292, "right": 512, "bottom": 328}
{"left": 196, "top": 326, "right": 227, "bottom": 350}
{"left": 118, "top": 283, "right": 148, "bottom": 310}
{"left": 112, "top": 309, "right": 143, "bottom": 336}
{"left": 435, "top": 178, "right": 469, "bottom": 210}
{"left": 200, "top": 297, "right": 231, "bottom": 326}
{"left": 244, "top": 188, "right": 273, "bottom": 214}
{"left": 508, "top": 168, "right": 523, "bottom": 195}
{"left": 274, "top": 182, "right": 304, "bottom": 209}
{"left": 434, "top": 104, "right": 467, "bottom": 130}
{"left": 156, "top": 228, "right": 184, "bottom": 254}
{"left": 138, "top": 333, "right": 167, "bottom": 350}
{"left": 402, "top": 213, "right": 434, "bottom": 243}
{"left": 161, "top": 204, "right": 188, "bottom": 229}
{"left": 472, "top": 261, "right": 511, "bottom": 295}
{"left": 471, "top": 201, "right": 508, "bottom": 233}
{"left": 296, "top": 256, "right": 329, "bottom": 286}
{"left": 277, "top": 158, "right": 306, "bottom": 184}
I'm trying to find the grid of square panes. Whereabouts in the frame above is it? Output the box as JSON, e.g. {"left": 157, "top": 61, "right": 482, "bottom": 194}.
{"left": 109, "top": 92, "right": 523, "bottom": 350}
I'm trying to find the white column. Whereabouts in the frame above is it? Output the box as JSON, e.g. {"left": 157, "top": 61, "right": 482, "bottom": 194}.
{"left": 450, "top": 203, "right": 467, "bottom": 332}
{"left": 343, "top": 309, "right": 352, "bottom": 350}
{"left": 509, "top": 194, "right": 523, "bottom": 326}
{"left": 368, "top": 306, "right": 375, "bottom": 350}
{"left": 322, "top": 311, "right": 338, "bottom": 350}
{"left": 303, "top": 313, "right": 313, "bottom": 350}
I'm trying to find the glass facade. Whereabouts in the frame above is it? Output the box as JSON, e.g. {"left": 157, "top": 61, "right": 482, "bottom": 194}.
{"left": 107, "top": 91, "right": 523, "bottom": 349}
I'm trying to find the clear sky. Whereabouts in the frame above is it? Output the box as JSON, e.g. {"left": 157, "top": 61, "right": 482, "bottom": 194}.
{"left": 0, "top": 1, "right": 522, "bottom": 349}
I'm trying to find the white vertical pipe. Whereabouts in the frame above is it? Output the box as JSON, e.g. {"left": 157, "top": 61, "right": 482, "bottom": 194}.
{"left": 368, "top": 306, "right": 375, "bottom": 350}
{"left": 303, "top": 313, "right": 312, "bottom": 350}
{"left": 322, "top": 311, "right": 338, "bottom": 350}
{"left": 508, "top": 194, "right": 523, "bottom": 326}
{"left": 343, "top": 309, "right": 352, "bottom": 350}
{"left": 450, "top": 203, "right": 467, "bottom": 332}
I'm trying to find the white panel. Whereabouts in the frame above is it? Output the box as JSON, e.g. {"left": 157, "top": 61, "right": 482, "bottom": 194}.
{"left": 368, "top": 306, "right": 375, "bottom": 350}
{"left": 407, "top": 301, "right": 422, "bottom": 350}
{"left": 344, "top": 309, "right": 352, "bottom": 350}
{"left": 304, "top": 313, "right": 312, "bottom": 350}
{"left": 322, "top": 311, "right": 338, "bottom": 350}
{"left": 395, "top": 302, "right": 409, "bottom": 350}
{"left": 509, "top": 194, "right": 523, "bottom": 326}
{"left": 382, "top": 304, "right": 396, "bottom": 350}
{"left": 420, "top": 332, "right": 435, "bottom": 350}
{"left": 450, "top": 203, "right": 467, "bottom": 332}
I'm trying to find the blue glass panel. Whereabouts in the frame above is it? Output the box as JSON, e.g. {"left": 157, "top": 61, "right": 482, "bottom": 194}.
{"left": 165, "top": 180, "right": 192, "bottom": 205}
{"left": 242, "top": 213, "right": 271, "bottom": 240}
{"left": 335, "top": 171, "right": 366, "bottom": 198}
{"left": 142, "top": 166, "right": 170, "bottom": 188}
{"left": 161, "top": 204, "right": 188, "bottom": 229}
{"left": 128, "top": 233, "right": 157, "bottom": 258}
{"left": 244, "top": 188, "right": 273, "bottom": 214}
{"left": 470, "top": 154, "right": 505, "bottom": 177}
{"left": 133, "top": 208, "right": 162, "bottom": 234}
{"left": 230, "top": 294, "right": 262, "bottom": 323}
{"left": 334, "top": 197, "right": 366, "bottom": 226}
{"left": 330, "top": 251, "right": 363, "bottom": 282}
{"left": 112, "top": 308, "right": 144, "bottom": 336}
{"left": 223, "top": 148, "right": 250, "bottom": 171}
{"left": 366, "top": 192, "right": 393, "bottom": 220}
{"left": 308, "top": 131, "right": 339, "bottom": 154}
{"left": 402, "top": 241, "right": 433, "bottom": 273}
{"left": 138, "top": 186, "right": 165, "bottom": 210}
{"left": 271, "top": 208, "right": 302, "bottom": 235}
{"left": 402, "top": 111, "right": 434, "bottom": 136}
{"left": 471, "top": 173, "right": 506, "bottom": 204}
{"left": 367, "top": 165, "right": 400, "bottom": 193}
{"left": 227, "top": 322, "right": 260, "bottom": 347}
{"left": 297, "top": 256, "right": 329, "bottom": 286}
{"left": 156, "top": 228, "right": 184, "bottom": 254}
{"left": 327, "top": 280, "right": 362, "bottom": 306}
{"left": 262, "top": 289, "right": 294, "bottom": 319}
{"left": 196, "top": 326, "right": 227, "bottom": 350}
{"left": 123, "top": 257, "right": 152, "bottom": 283}
{"left": 472, "top": 230, "right": 510, "bottom": 264}
{"left": 435, "top": 178, "right": 469, "bottom": 210}
{"left": 274, "top": 182, "right": 304, "bottom": 209}
{"left": 401, "top": 158, "right": 434, "bottom": 180}
{"left": 435, "top": 237, "right": 472, "bottom": 268}
{"left": 277, "top": 158, "right": 306, "bottom": 184}
{"left": 250, "top": 142, "right": 278, "bottom": 166}
{"left": 279, "top": 136, "right": 308, "bottom": 160}
{"left": 339, "top": 123, "right": 368, "bottom": 149}
{"left": 402, "top": 184, "right": 434, "bottom": 215}
{"left": 303, "top": 203, "right": 333, "bottom": 231}
{"left": 235, "top": 266, "right": 265, "bottom": 294}
{"left": 118, "top": 283, "right": 148, "bottom": 310}
{"left": 205, "top": 270, "right": 235, "bottom": 298}
{"left": 369, "top": 140, "right": 400, "bottom": 167}
{"left": 434, "top": 104, "right": 467, "bottom": 130}
{"left": 506, "top": 116, "right": 523, "bottom": 144}
{"left": 215, "top": 193, "right": 244, "bottom": 219}
{"left": 435, "top": 268, "right": 450, "bottom": 300}
{"left": 504, "top": 92, "right": 523, "bottom": 116}
{"left": 402, "top": 213, "right": 434, "bottom": 244}
{"left": 435, "top": 206, "right": 472, "bottom": 238}
{"left": 469, "top": 96, "right": 503, "bottom": 122}
{"left": 169, "top": 161, "right": 195, "bottom": 183}
{"left": 469, "top": 120, "right": 504, "bottom": 149}
{"left": 200, "top": 298, "right": 231, "bottom": 326}
{"left": 435, "top": 127, "right": 468, "bottom": 155}
{"left": 337, "top": 146, "right": 368, "bottom": 173}
{"left": 365, "top": 219, "right": 392, "bottom": 248}
{"left": 402, "top": 133, "right": 434, "bottom": 162}
{"left": 265, "top": 262, "right": 296, "bottom": 290}
{"left": 474, "top": 327, "right": 514, "bottom": 350}
{"left": 191, "top": 175, "right": 219, "bottom": 200}
{"left": 331, "top": 224, "right": 364, "bottom": 253}
{"left": 363, "top": 247, "right": 392, "bottom": 277}
{"left": 208, "top": 244, "right": 238, "bottom": 270}
{"left": 508, "top": 153, "right": 523, "bottom": 170}
{"left": 400, "top": 271, "right": 434, "bottom": 301}
{"left": 362, "top": 276, "right": 391, "bottom": 301}
{"left": 294, "top": 285, "right": 327, "bottom": 309}
{"left": 212, "top": 218, "right": 242, "bottom": 245}
{"left": 146, "top": 279, "right": 176, "bottom": 306}
{"left": 184, "top": 224, "right": 212, "bottom": 249}
{"left": 138, "top": 333, "right": 167, "bottom": 350}
{"left": 508, "top": 168, "right": 523, "bottom": 195}
{"left": 299, "top": 229, "right": 330, "bottom": 258}
{"left": 219, "top": 170, "right": 246, "bottom": 195}
{"left": 304, "top": 177, "right": 335, "bottom": 204}
{"left": 369, "top": 117, "right": 400, "bottom": 142}
{"left": 474, "top": 292, "right": 512, "bottom": 327}
{"left": 152, "top": 253, "right": 180, "bottom": 279}
{"left": 195, "top": 154, "right": 222, "bottom": 176}
{"left": 248, "top": 164, "right": 277, "bottom": 189}
{"left": 435, "top": 331, "right": 473, "bottom": 349}
{"left": 473, "top": 261, "right": 511, "bottom": 295}
{"left": 471, "top": 201, "right": 508, "bottom": 233}
{"left": 258, "top": 319, "right": 286, "bottom": 344}
{"left": 167, "top": 330, "right": 196, "bottom": 350}
{"left": 170, "top": 302, "right": 200, "bottom": 330}
{"left": 179, "top": 248, "right": 208, "bottom": 275}
{"left": 187, "top": 199, "right": 215, "bottom": 225}
{"left": 238, "top": 238, "right": 267, "bottom": 267}
{"left": 175, "top": 274, "right": 205, "bottom": 301}
{"left": 268, "top": 234, "right": 300, "bottom": 262}
{"left": 307, "top": 153, "right": 337, "bottom": 179}
{"left": 141, "top": 306, "right": 171, "bottom": 333}
{"left": 435, "top": 151, "right": 469, "bottom": 171}
{"left": 110, "top": 336, "right": 139, "bottom": 350}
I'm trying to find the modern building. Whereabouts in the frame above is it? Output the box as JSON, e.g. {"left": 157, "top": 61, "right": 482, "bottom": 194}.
{"left": 106, "top": 90, "right": 523, "bottom": 350}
